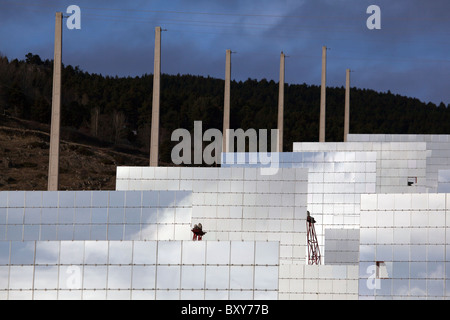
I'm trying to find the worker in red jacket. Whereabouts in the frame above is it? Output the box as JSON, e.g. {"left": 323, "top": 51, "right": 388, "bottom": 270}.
{"left": 192, "top": 223, "right": 206, "bottom": 241}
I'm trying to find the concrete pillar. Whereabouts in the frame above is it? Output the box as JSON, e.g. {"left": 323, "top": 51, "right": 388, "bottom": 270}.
{"left": 344, "top": 69, "right": 351, "bottom": 142}
{"left": 222, "top": 49, "right": 231, "bottom": 153}
{"left": 48, "top": 12, "right": 63, "bottom": 191}
{"left": 150, "top": 26, "right": 161, "bottom": 167}
{"left": 319, "top": 46, "right": 327, "bottom": 142}
{"left": 277, "top": 52, "right": 285, "bottom": 152}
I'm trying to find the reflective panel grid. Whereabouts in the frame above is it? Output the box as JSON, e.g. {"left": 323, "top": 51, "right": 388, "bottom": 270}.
{"left": 360, "top": 193, "right": 450, "bottom": 299}
{"left": 278, "top": 263, "right": 359, "bottom": 300}
{"left": 293, "top": 142, "right": 428, "bottom": 194}
{"left": 349, "top": 134, "right": 450, "bottom": 193}
{"left": 0, "top": 191, "right": 192, "bottom": 241}
{"left": 0, "top": 240, "right": 279, "bottom": 300}
{"left": 324, "top": 229, "right": 360, "bottom": 265}
{"left": 221, "top": 152, "right": 376, "bottom": 257}
{"left": 438, "top": 169, "right": 450, "bottom": 193}
{"left": 116, "top": 167, "right": 309, "bottom": 264}
{"left": 6, "top": 133, "right": 450, "bottom": 301}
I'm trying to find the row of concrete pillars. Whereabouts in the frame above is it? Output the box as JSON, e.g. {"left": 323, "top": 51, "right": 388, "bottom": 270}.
{"left": 47, "top": 17, "right": 351, "bottom": 191}
{"left": 204, "top": 47, "right": 352, "bottom": 152}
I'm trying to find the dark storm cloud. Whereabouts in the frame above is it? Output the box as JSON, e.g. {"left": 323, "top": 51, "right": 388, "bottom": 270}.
{"left": 0, "top": 0, "right": 448, "bottom": 104}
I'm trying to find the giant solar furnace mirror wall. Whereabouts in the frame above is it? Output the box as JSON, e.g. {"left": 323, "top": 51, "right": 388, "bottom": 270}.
{"left": 0, "top": 191, "right": 192, "bottom": 241}
{"left": 359, "top": 193, "right": 450, "bottom": 299}
{"left": 348, "top": 134, "right": 450, "bottom": 193}
{"left": 0, "top": 240, "right": 279, "bottom": 300}
{"left": 116, "top": 167, "right": 309, "bottom": 265}
{"left": 0, "top": 190, "right": 282, "bottom": 300}
{"left": 221, "top": 152, "right": 377, "bottom": 261}
{"left": 293, "top": 142, "right": 428, "bottom": 194}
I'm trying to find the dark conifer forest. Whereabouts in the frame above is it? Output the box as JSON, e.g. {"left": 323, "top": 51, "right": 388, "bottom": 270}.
{"left": 1, "top": 53, "right": 450, "bottom": 165}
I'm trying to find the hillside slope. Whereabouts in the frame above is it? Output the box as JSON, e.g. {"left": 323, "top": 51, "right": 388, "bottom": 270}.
{"left": 0, "top": 114, "right": 148, "bottom": 191}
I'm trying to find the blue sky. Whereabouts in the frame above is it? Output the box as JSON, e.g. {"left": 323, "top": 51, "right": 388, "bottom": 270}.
{"left": 0, "top": 0, "right": 449, "bottom": 105}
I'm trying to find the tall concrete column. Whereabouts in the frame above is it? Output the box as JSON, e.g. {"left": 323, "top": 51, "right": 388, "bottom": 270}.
{"left": 222, "top": 49, "right": 231, "bottom": 153}
{"left": 48, "top": 12, "right": 63, "bottom": 191}
{"left": 277, "top": 52, "right": 285, "bottom": 152}
{"left": 344, "top": 69, "right": 351, "bottom": 142}
{"left": 319, "top": 46, "right": 327, "bottom": 142}
{"left": 150, "top": 26, "right": 161, "bottom": 167}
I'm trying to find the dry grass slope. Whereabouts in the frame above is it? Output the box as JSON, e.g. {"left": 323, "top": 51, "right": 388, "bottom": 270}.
{"left": 0, "top": 115, "right": 149, "bottom": 191}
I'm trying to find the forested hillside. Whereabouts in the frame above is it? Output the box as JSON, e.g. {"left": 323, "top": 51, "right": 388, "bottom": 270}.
{"left": 1, "top": 53, "right": 450, "bottom": 165}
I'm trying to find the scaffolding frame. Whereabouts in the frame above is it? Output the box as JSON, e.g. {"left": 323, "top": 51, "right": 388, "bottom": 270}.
{"left": 307, "top": 212, "right": 321, "bottom": 265}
